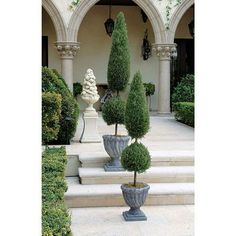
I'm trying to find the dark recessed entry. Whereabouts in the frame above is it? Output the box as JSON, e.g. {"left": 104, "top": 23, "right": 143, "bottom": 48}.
{"left": 42, "top": 36, "right": 48, "bottom": 67}
{"left": 96, "top": 0, "right": 137, "bottom": 6}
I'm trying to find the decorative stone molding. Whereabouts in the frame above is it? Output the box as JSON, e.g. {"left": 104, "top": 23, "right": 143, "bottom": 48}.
{"left": 152, "top": 43, "right": 176, "bottom": 60}
{"left": 55, "top": 42, "right": 80, "bottom": 58}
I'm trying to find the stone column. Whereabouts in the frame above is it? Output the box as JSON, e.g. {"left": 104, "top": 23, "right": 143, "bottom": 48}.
{"left": 153, "top": 44, "right": 176, "bottom": 114}
{"left": 55, "top": 42, "right": 80, "bottom": 91}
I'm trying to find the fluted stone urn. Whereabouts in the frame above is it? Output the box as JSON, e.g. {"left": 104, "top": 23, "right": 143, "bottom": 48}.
{"left": 121, "top": 183, "right": 150, "bottom": 221}
{"left": 103, "top": 135, "right": 130, "bottom": 171}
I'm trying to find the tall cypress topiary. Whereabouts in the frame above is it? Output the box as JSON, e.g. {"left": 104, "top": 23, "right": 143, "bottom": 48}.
{"left": 107, "top": 12, "right": 130, "bottom": 94}
{"left": 121, "top": 71, "right": 150, "bottom": 187}
{"left": 102, "top": 12, "right": 130, "bottom": 136}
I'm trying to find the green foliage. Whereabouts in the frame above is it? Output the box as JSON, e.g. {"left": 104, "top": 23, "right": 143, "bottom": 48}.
{"left": 102, "top": 97, "right": 126, "bottom": 127}
{"left": 107, "top": 12, "right": 130, "bottom": 93}
{"left": 173, "top": 102, "right": 194, "bottom": 127}
{"left": 121, "top": 142, "right": 151, "bottom": 173}
{"left": 42, "top": 67, "right": 79, "bottom": 144}
{"left": 42, "top": 92, "right": 62, "bottom": 144}
{"left": 42, "top": 147, "right": 72, "bottom": 236}
{"left": 143, "top": 83, "right": 155, "bottom": 96}
{"left": 42, "top": 203, "right": 72, "bottom": 236}
{"left": 172, "top": 74, "right": 194, "bottom": 105}
{"left": 125, "top": 71, "right": 150, "bottom": 140}
{"left": 73, "top": 82, "right": 83, "bottom": 97}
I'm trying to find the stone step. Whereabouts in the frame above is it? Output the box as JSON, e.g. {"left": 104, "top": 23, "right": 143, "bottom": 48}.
{"left": 65, "top": 177, "right": 194, "bottom": 208}
{"left": 79, "top": 150, "right": 194, "bottom": 168}
{"left": 78, "top": 166, "right": 194, "bottom": 185}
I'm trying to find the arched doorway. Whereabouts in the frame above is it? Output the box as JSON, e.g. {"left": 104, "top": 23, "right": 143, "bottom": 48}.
{"left": 42, "top": 7, "right": 60, "bottom": 71}
{"left": 168, "top": 2, "right": 194, "bottom": 105}
{"left": 70, "top": 0, "right": 164, "bottom": 111}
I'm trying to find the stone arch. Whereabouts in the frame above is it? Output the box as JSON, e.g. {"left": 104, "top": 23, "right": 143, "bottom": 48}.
{"left": 68, "top": 0, "right": 166, "bottom": 44}
{"left": 42, "top": 0, "right": 67, "bottom": 41}
{"left": 167, "top": 0, "right": 194, "bottom": 43}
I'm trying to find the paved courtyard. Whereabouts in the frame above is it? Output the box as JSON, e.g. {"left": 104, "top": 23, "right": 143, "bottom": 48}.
{"left": 70, "top": 205, "right": 194, "bottom": 236}
{"left": 70, "top": 112, "right": 194, "bottom": 153}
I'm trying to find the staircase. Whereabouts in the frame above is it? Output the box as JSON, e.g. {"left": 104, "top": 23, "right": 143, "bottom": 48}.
{"left": 65, "top": 150, "right": 194, "bottom": 208}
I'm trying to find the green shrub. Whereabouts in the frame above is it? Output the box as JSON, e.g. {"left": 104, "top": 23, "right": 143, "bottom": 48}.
{"left": 42, "top": 92, "right": 62, "bottom": 144}
{"left": 143, "top": 83, "right": 155, "bottom": 96}
{"left": 42, "top": 67, "right": 79, "bottom": 144}
{"left": 125, "top": 71, "right": 149, "bottom": 140}
{"left": 173, "top": 102, "right": 194, "bottom": 127}
{"left": 122, "top": 71, "right": 150, "bottom": 187}
{"left": 42, "top": 203, "right": 72, "bottom": 236}
{"left": 73, "top": 82, "right": 83, "bottom": 97}
{"left": 42, "top": 147, "right": 72, "bottom": 236}
{"left": 121, "top": 142, "right": 150, "bottom": 173}
{"left": 42, "top": 176, "right": 67, "bottom": 203}
{"left": 172, "top": 74, "right": 194, "bottom": 105}
{"left": 107, "top": 12, "right": 130, "bottom": 93}
{"left": 102, "top": 97, "right": 126, "bottom": 128}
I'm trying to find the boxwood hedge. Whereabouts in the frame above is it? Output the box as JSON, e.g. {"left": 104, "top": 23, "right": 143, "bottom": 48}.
{"left": 173, "top": 102, "right": 194, "bottom": 127}
{"left": 42, "top": 147, "right": 72, "bottom": 236}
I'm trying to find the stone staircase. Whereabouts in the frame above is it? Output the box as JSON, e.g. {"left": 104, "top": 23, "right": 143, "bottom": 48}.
{"left": 65, "top": 150, "right": 194, "bottom": 208}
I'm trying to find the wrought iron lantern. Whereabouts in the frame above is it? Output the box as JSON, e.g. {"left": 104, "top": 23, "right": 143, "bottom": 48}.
{"left": 142, "top": 29, "right": 151, "bottom": 60}
{"left": 104, "top": 0, "right": 114, "bottom": 37}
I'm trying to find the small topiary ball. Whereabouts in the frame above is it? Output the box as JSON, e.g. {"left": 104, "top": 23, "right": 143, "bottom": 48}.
{"left": 121, "top": 142, "right": 151, "bottom": 173}
{"left": 102, "top": 97, "right": 126, "bottom": 125}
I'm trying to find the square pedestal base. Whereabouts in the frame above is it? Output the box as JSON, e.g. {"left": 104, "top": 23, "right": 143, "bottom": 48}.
{"left": 104, "top": 163, "right": 124, "bottom": 172}
{"left": 122, "top": 210, "right": 147, "bottom": 221}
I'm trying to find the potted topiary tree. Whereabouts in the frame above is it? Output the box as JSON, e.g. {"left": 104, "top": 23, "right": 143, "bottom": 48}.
{"left": 121, "top": 71, "right": 151, "bottom": 221}
{"left": 102, "top": 12, "right": 131, "bottom": 171}
{"left": 143, "top": 82, "right": 155, "bottom": 111}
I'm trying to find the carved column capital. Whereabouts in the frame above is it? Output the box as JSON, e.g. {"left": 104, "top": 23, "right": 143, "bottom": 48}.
{"left": 55, "top": 42, "right": 80, "bottom": 58}
{"left": 152, "top": 43, "right": 177, "bottom": 60}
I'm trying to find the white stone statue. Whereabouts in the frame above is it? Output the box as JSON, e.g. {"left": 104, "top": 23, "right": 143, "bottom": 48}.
{"left": 81, "top": 69, "right": 100, "bottom": 112}
{"left": 80, "top": 69, "right": 101, "bottom": 143}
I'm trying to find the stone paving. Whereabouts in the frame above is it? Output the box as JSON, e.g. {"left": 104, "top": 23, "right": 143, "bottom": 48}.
{"left": 70, "top": 205, "right": 194, "bottom": 236}
{"left": 69, "top": 112, "right": 194, "bottom": 154}
{"left": 66, "top": 113, "right": 194, "bottom": 235}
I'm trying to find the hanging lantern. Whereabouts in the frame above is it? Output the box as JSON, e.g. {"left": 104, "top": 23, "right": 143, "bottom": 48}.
{"left": 104, "top": 0, "right": 114, "bottom": 37}
{"left": 142, "top": 29, "right": 151, "bottom": 60}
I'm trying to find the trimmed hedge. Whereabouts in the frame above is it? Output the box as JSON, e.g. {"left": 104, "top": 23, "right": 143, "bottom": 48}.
{"left": 42, "top": 92, "right": 62, "bottom": 144}
{"left": 172, "top": 74, "right": 194, "bottom": 105}
{"left": 42, "top": 147, "right": 72, "bottom": 236}
{"left": 42, "top": 67, "right": 79, "bottom": 144}
{"left": 173, "top": 102, "right": 194, "bottom": 127}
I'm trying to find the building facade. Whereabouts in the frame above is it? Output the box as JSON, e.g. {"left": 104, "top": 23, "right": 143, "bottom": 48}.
{"left": 42, "top": 0, "right": 194, "bottom": 112}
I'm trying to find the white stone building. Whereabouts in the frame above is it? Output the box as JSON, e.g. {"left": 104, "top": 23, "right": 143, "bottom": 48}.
{"left": 42, "top": 0, "right": 194, "bottom": 113}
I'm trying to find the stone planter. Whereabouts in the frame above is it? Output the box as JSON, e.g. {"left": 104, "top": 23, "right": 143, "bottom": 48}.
{"left": 121, "top": 183, "right": 150, "bottom": 221}
{"left": 102, "top": 135, "right": 130, "bottom": 172}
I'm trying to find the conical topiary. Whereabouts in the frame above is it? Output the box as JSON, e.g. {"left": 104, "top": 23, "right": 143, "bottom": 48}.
{"left": 102, "top": 12, "right": 130, "bottom": 136}
{"left": 121, "top": 71, "right": 150, "bottom": 187}
{"left": 107, "top": 12, "right": 130, "bottom": 94}
{"left": 125, "top": 71, "right": 149, "bottom": 141}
